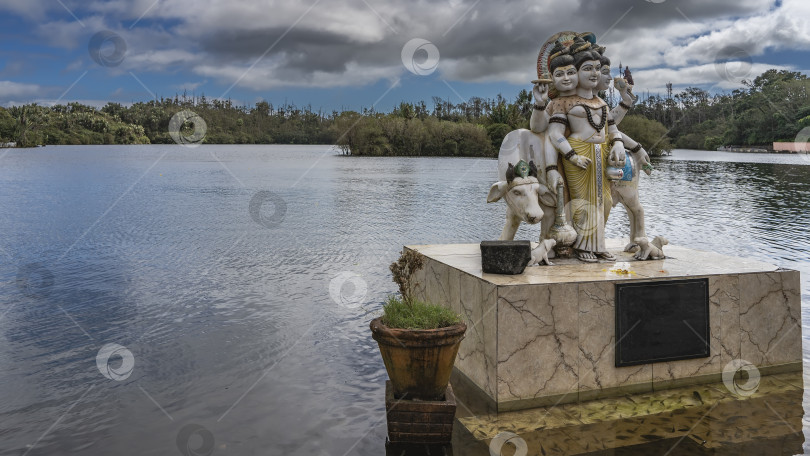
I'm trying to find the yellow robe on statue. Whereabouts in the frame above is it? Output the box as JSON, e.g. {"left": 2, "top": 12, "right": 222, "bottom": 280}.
{"left": 560, "top": 136, "right": 613, "bottom": 253}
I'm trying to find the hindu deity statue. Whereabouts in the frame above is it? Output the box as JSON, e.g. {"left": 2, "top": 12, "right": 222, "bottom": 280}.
{"left": 529, "top": 34, "right": 626, "bottom": 262}
{"left": 486, "top": 31, "right": 663, "bottom": 262}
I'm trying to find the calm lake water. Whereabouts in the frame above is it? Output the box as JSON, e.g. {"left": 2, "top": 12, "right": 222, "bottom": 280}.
{"left": 0, "top": 145, "right": 808, "bottom": 455}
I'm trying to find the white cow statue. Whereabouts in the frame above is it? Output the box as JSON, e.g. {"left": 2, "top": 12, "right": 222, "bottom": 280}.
{"left": 487, "top": 129, "right": 556, "bottom": 241}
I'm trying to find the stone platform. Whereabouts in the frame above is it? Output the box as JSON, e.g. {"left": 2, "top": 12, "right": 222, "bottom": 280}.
{"left": 406, "top": 240, "right": 802, "bottom": 412}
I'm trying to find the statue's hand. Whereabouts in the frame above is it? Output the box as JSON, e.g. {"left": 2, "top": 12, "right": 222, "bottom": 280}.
{"left": 533, "top": 83, "right": 549, "bottom": 106}
{"left": 609, "top": 143, "right": 626, "bottom": 167}
{"left": 636, "top": 148, "right": 652, "bottom": 175}
{"left": 546, "top": 169, "right": 563, "bottom": 196}
{"left": 571, "top": 154, "right": 591, "bottom": 170}
{"left": 614, "top": 77, "right": 634, "bottom": 105}
{"left": 627, "top": 86, "right": 638, "bottom": 104}
{"left": 614, "top": 77, "right": 628, "bottom": 93}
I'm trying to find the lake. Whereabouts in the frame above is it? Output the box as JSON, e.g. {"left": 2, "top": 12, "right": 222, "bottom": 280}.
{"left": 0, "top": 145, "right": 808, "bottom": 455}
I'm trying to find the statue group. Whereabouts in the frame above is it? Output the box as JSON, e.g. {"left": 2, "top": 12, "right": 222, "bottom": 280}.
{"left": 488, "top": 31, "right": 665, "bottom": 263}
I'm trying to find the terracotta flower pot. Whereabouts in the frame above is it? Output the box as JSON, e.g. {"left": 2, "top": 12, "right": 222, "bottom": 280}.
{"left": 370, "top": 317, "right": 467, "bottom": 401}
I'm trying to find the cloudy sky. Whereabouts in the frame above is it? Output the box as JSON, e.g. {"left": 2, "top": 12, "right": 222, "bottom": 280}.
{"left": 1, "top": 0, "right": 808, "bottom": 111}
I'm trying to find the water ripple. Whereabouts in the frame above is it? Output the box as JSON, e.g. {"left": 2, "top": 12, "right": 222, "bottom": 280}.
{"left": 0, "top": 145, "right": 808, "bottom": 455}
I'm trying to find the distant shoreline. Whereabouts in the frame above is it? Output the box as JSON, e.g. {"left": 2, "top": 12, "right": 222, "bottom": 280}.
{"left": 3, "top": 143, "right": 806, "bottom": 159}
{"left": 717, "top": 145, "right": 808, "bottom": 154}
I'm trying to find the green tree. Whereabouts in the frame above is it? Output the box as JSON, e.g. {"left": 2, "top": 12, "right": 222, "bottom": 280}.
{"left": 0, "top": 107, "right": 14, "bottom": 142}
{"left": 486, "top": 123, "right": 511, "bottom": 151}
{"left": 619, "top": 115, "right": 672, "bottom": 156}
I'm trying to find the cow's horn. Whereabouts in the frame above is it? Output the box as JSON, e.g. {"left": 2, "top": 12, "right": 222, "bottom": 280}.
{"left": 528, "top": 160, "right": 538, "bottom": 178}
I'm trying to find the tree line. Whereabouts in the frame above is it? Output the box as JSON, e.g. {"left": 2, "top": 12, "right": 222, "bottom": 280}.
{"left": 0, "top": 69, "right": 806, "bottom": 156}
{"left": 632, "top": 69, "right": 810, "bottom": 150}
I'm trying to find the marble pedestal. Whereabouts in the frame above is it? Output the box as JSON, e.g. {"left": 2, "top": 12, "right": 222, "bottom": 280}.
{"left": 406, "top": 240, "right": 802, "bottom": 412}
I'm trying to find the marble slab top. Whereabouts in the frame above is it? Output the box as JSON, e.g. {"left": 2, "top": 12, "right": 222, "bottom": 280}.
{"left": 406, "top": 240, "right": 782, "bottom": 286}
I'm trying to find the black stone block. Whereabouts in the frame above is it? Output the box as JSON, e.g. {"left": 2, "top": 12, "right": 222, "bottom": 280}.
{"left": 480, "top": 240, "right": 531, "bottom": 275}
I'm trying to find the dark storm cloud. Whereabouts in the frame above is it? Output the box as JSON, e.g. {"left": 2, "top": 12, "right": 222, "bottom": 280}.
{"left": 577, "top": 0, "right": 768, "bottom": 31}
{"left": 198, "top": 27, "right": 363, "bottom": 72}
{"left": 181, "top": 0, "right": 776, "bottom": 84}
{"left": 5, "top": 0, "right": 798, "bottom": 91}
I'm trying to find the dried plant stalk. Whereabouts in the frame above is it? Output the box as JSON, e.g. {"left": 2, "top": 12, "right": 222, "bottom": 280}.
{"left": 389, "top": 249, "right": 425, "bottom": 304}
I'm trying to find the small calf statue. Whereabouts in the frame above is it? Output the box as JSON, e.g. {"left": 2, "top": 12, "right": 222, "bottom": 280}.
{"left": 634, "top": 236, "right": 668, "bottom": 260}
{"left": 528, "top": 239, "right": 557, "bottom": 266}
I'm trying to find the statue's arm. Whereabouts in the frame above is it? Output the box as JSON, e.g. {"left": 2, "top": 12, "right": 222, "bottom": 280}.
{"left": 610, "top": 100, "right": 633, "bottom": 125}
{"left": 621, "top": 132, "right": 637, "bottom": 149}
{"left": 545, "top": 121, "right": 565, "bottom": 189}
{"left": 548, "top": 118, "right": 590, "bottom": 170}
{"left": 607, "top": 123, "right": 626, "bottom": 166}
{"left": 607, "top": 122, "right": 622, "bottom": 142}
{"left": 610, "top": 78, "right": 635, "bottom": 125}
{"left": 619, "top": 132, "right": 651, "bottom": 171}
{"left": 547, "top": 119, "right": 571, "bottom": 158}
{"left": 530, "top": 108, "right": 549, "bottom": 133}
{"left": 530, "top": 83, "right": 550, "bottom": 133}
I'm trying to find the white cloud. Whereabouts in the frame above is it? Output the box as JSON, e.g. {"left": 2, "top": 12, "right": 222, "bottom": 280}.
{"left": 0, "top": 81, "right": 45, "bottom": 99}
{"left": 635, "top": 62, "right": 796, "bottom": 95}
{"left": 64, "top": 58, "right": 84, "bottom": 73}
{"left": 173, "top": 80, "right": 207, "bottom": 91}
{"left": 124, "top": 49, "right": 200, "bottom": 70}
{"left": 0, "top": 0, "right": 56, "bottom": 19}
{"left": 437, "top": 0, "right": 809, "bottom": 94}
{"left": 34, "top": 16, "right": 108, "bottom": 49}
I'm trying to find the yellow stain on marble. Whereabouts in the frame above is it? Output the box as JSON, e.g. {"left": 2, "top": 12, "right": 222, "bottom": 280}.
{"left": 769, "top": 372, "right": 805, "bottom": 389}
{"left": 604, "top": 267, "right": 636, "bottom": 275}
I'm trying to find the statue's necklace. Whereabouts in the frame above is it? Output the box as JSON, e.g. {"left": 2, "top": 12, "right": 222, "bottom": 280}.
{"left": 584, "top": 105, "right": 607, "bottom": 131}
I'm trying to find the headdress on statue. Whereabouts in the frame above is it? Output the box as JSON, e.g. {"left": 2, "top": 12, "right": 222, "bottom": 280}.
{"left": 570, "top": 36, "right": 592, "bottom": 54}
{"left": 548, "top": 42, "right": 570, "bottom": 63}
{"left": 534, "top": 31, "right": 601, "bottom": 99}
{"left": 577, "top": 32, "right": 596, "bottom": 44}
{"left": 535, "top": 31, "right": 577, "bottom": 84}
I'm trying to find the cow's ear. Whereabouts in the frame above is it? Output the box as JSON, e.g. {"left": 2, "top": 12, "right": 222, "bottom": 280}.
{"left": 487, "top": 181, "right": 508, "bottom": 203}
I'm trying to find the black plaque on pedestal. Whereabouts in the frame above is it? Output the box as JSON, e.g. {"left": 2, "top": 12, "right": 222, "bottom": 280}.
{"left": 615, "top": 278, "right": 709, "bottom": 367}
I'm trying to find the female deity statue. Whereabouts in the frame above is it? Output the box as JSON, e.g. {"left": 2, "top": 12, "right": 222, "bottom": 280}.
{"left": 530, "top": 36, "right": 626, "bottom": 262}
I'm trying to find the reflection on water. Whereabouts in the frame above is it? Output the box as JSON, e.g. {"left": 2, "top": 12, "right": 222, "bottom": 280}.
{"left": 0, "top": 145, "right": 807, "bottom": 455}
{"left": 454, "top": 372, "right": 804, "bottom": 455}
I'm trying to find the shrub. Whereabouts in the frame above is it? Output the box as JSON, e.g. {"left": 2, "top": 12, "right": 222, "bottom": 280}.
{"left": 486, "top": 123, "right": 512, "bottom": 151}
{"left": 619, "top": 115, "right": 673, "bottom": 155}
